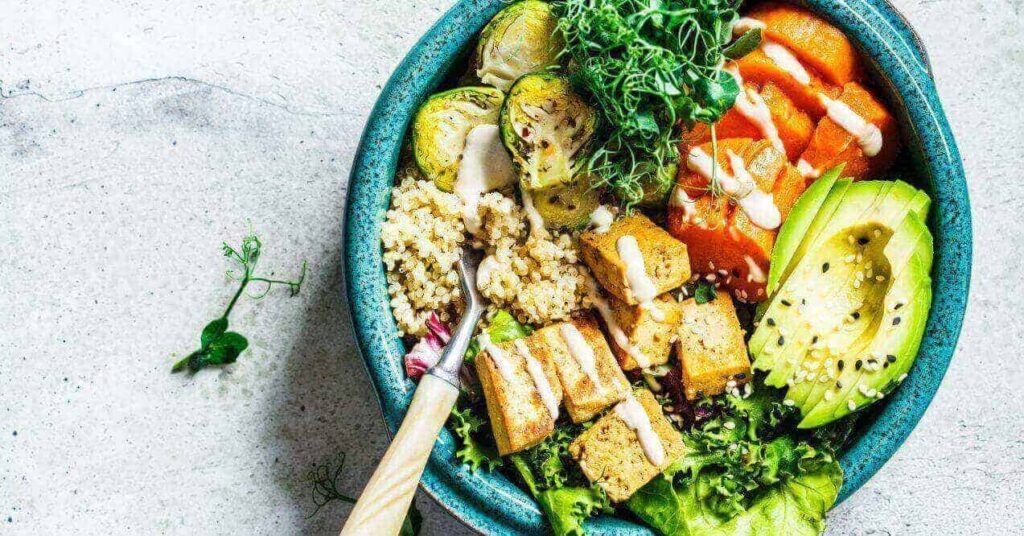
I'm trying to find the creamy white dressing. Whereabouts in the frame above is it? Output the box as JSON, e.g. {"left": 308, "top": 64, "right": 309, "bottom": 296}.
{"left": 585, "top": 277, "right": 651, "bottom": 369}
{"left": 476, "top": 254, "right": 500, "bottom": 288}
{"left": 686, "top": 147, "right": 782, "bottom": 230}
{"left": 520, "top": 187, "right": 550, "bottom": 239}
{"left": 478, "top": 332, "right": 514, "bottom": 382}
{"left": 455, "top": 125, "right": 516, "bottom": 234}
{"left": 614, "top": 394, "right": 665, "bottom": 466}
{"left": 588, "top": 205, "right": 616, "bottom": 234}
{"left": 797, "top": 158, "right": 820, "bottom": 179}
{"left": 514, "top": 339, "right": 559, "bottom": 419}
{"left": 558, "top": 323, "right": 603, "bottom": 389}
{"left": 744, "top": 255, "right": 768, "bottom": 284}
{"left": 726, "top": 66, "right": 786, "bottom": 154}
{"left": 732, "top": 16, "right": 766, "bottom": 34}
{"left": 616, "top": 235, "right": 665, "bottom": 321}
{"left": 818, "top": 94, "right": 884, "bottom": 157}
{"left": 762, "top": 41, "right": 811, "bottom": 85}
{"left": 669, "top": 184, "right": 699, "bottom": 224}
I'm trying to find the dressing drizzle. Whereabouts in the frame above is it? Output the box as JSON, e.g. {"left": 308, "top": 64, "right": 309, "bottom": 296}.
{"left": 514, "top": 339, "right": 559, "bottom": 419}
{"left": 558, "top": 324, "right": 603, "bottom": 389}
{"left": 686, "top": 147, "right": 782, "bottom": 230}
{"left": 615, "top": 394, "right": 665, "bottom": 466}
{"left": 616, "top": 235, "right": 665, "bottom": 321}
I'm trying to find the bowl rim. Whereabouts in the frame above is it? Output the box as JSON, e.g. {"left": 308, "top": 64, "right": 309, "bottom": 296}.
{"left": 342, "top": 0, "right": 972, "bottom": 533}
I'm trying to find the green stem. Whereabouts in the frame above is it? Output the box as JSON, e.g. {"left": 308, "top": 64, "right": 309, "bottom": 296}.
{"left": 223, "top": 276, "right": 250, "bottom": 319}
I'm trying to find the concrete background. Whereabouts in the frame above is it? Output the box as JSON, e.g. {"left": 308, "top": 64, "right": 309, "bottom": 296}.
{"left": 0, "top": 0, "right": 1020, "bottom": 534}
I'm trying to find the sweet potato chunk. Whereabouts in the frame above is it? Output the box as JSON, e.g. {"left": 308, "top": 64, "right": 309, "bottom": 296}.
{"left": 798, "top": 82, "right": 900, "bottom": 181}
{"left": 734, "top": 46, "right": 840, "bottom": 118}
{"left": 580, "top": 214, "right": 691, "bottom": 305}
{"left": 746, "top": 2, "right": 864, "bottom": 86}
{"left": 675, "top": 291, "right": 751, "bottom": 400}
{"left": 667, "top": 138, "right": 805, "bottom": 302}
{"left": 569, "top": 389, "right": 686, "bottom": 502}
{"left": 683, "top": 81, "right": 815, "bottom": 160}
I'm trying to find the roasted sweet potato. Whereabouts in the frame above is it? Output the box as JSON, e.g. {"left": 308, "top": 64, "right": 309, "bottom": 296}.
{"left": 733, "top": 46, "right": 840, "bottom": 118}
{"left": 667, "top": 138, "right": 806, "bottom": 302}
{"left": 746, "top": 2, "right": 864, "bottom": 86}
{"left": 798, "top": 82, "right": 900, "bottom": 181}
{"left": 683, "top": 80, "right": 814, "bottom": 160}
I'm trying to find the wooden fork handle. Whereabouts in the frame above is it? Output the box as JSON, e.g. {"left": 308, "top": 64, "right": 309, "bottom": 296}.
{"left": 340, "top": 374, "right": 459, "bottom": 536}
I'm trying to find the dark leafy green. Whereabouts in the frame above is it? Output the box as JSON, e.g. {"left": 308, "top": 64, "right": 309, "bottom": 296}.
{"left": 693, "top": 281, "right": 718, "bottom": 304}
{"left": 553, "top": 0, "right": 743, "bottom": 207}
{"left": 450, "top": 401, "right": 504, "bottom": 472}
{"left": 172, "top": 230, "right": 306, "bottom": 373}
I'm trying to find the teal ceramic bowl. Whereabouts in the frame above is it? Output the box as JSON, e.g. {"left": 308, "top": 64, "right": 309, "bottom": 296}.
{"left": 344, "top": 1, "right": 972, "bottom": 533}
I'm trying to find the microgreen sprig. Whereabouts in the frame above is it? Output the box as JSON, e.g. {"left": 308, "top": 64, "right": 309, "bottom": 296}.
{"left": 171, "top": 229, "right": 307, "bottom": 374}
{"left": 307, "top": 452, "right": 423, "bottom": 535}
{"left": 553, "top": 0, "right": 744, "bottom": 207}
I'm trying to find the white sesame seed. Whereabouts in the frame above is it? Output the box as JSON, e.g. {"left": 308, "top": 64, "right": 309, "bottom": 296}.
{"left": 706, "top": 273, "right": 717, "bottom": 282}
{"left": 898, "top": 373, "right": 908, "bottom": 383}
{"left": 824, "top": 390, "right": 834, "bottom": 401}
{"left": 724, "top": 421, "right": 736, "bottom": 430}
{"left": 847, "top": 235, "right": 855, "bottom": 244}
{"left": 718, "top": 269, "right": 728, "bottom": 277}
{"left": 784, "top": 399, "right": 796, "bottom": 407}
{"left": 876, "top": 392, "right": 885, "bottom": 400}
{"left": 876, "top": 275, "right": 886, "bottom": 282}
{"left": 873, "top": 229, "right": 882, "bottom": 238}
{"left": 845, "top": 254, "right": 856, "bottom": 263}
{"left": 847, "top": 400, "right": 857, "bottom": 411}
{"left": 854, "top": 280, "right": 862, "bottom": 289}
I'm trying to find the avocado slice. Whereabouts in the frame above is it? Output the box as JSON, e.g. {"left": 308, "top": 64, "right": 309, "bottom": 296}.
{"left": 749, "top": 180, "right": 934, "bottom": 427}
{"left": 766, "top": 165, "right": 845, "bottom": 297}
{"left": 788, "top": 217, "right": 930, "bottom": 413}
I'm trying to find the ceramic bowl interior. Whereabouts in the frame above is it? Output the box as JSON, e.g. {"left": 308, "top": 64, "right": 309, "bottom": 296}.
{"left": 343, "top": 0, "right": 972, "bottom": 533}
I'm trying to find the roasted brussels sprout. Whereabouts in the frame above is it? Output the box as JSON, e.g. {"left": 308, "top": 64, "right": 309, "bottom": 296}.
{"left": 500, "top": 72, "right": 597, "bottom": 191}
{"left": 476, "top": 0, "right": 564, "bottom": 92}
{"left": 527, "top": 175, "right": 601, "bottom": 230}
{"left": 412, "top": 86, "right": 505, "bottom": 192}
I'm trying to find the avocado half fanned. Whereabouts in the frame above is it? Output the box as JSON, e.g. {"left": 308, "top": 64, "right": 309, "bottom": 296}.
{"left": 749, "top": 168, "right": 934, "bottom": 428}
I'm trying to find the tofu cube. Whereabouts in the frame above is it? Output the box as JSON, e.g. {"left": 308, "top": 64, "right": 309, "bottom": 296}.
{"left": 603, "top": 293, "right": 683, "bottom": 371}
{"left": 580, "top": 214, "right": 691, "bottom": 305}
{"left": 476, "top": 336, "right": 563, "bottom": 455}
{"left": 675, "top": 291, "right": 751, "bottom": 400}
{"left": 531, "top": 313, "right": 631, "bottom": 422}
{"left": 569, "top": 388, "right": 686, "bottom": 502}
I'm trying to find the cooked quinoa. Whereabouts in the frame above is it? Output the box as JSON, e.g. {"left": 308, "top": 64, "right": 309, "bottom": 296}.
{"left": 381, "top": 175, "right": 464, "bottom": 336}
{"left": 382, "top": 176, "right": 586, "bottom": 334}
{"left": 473, "top": 192, "right": 587, "bottom": 326}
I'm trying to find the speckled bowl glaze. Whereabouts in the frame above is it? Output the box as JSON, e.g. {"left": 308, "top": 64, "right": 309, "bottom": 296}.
{"left": 343, "top": 1, "right": 972, "bottom": 533}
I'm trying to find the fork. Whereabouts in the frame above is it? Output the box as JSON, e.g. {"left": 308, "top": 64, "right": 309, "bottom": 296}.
{"left": 341, "top": 249, "right": 485, "bottom": 536}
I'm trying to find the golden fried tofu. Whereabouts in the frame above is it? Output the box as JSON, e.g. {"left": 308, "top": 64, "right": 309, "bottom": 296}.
{"left": 604, "top": 293, "right": 683, "bottom": 371}
{"left": 476, "top": 335, "right": 563, "bottom": 455}
{"left": 675, "top": 291, "right": 751, "bottom": 400}
{"left": 531, "top": 313, "right": 630, "bottom": 422}
{"left": 569, "top": 388, "right": 686, "bottom": 502}
{"left": 580, "top": 214, "right": 691, "bottom": 305}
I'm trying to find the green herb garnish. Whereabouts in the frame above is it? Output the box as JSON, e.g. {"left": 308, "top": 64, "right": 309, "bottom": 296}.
{"left": 553, "top": 0, "right": 743, "bottom": 207}
{"left": 694, "top": 280, "right": 718, "bottom": 304}
{"left": 171, "top": 229, "right": 306, "bottom": 374}
{"left": 307, "top": 452, "right": 422, "bottom": 535}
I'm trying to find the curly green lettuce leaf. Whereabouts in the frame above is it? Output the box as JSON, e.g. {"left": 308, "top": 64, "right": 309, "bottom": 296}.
{"left": 510, "top": 449, "right": 611, "bottom": 536}
{"left": 449, "top": 403, "right": 503, "bottom": 472}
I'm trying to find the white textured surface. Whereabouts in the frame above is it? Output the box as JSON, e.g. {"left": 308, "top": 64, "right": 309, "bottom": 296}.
{"left": 0, "top": 0, "right": 1019, "bottom": 534}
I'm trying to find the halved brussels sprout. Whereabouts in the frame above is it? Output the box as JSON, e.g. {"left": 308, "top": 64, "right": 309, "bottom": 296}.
{"left": 528, "top": 175, "right": 602, "bottom": 230}
{"left": 500, "top": 73, "right": 597, "bottom": 191}
{"left": 412, "top": 86, "right": 505, "bottom": 192}
{"left": 476, "top": 0, "right": 564, "bottom": 92}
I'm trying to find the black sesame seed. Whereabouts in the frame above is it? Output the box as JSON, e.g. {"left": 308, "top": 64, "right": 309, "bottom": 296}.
{"left": 812, "top": 335, "right": 819, "bottom": 344}
{"left": 781, "top": 299, "right": 792, "bottom": 307}
{"left": 858, "top": 237, "right": 869, "bottom": 245}
{"left": 893, "top": 316, "right": 902, "bottom": 326}
{"left": 801, "top": 298, "right": 807, "bottom": 305}
{"left": 894, "top": 303, "right": 904, "bottom": 310}
{"left": 855, "top": 360, "right": 863, "bottom": 370}
{"left": 884, "top": 362, "right": 890, "bottom": 368}
{"left": 778, "top": 335, "right": 785, "bottom": 346}
{"left": 735, "top": 373, "right": 747, "bottom": 380}
{"left": 838, "top": 360, "right": 845, "bottom": 371}
{"left": 696, "top": 389, "right": 705, "bottom": 398}
{"left": 767, "top": 318, "right": 776, "bottom": 326}
{"left": 835, "top": 381, "right": 843, "bottom": 389}
{"left": 822, "top": 262, "right": 830, "bottom": 273}
{"left": 867, "top": 358, "right": 878, "bottom": 365}
{"left": 852, "top": 312, "right": 861, "bottom": 320}
{"left": 886, "top": 354, "right": 897, "bottom": 363}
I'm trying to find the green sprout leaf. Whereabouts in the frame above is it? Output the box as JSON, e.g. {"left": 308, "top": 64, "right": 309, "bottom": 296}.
{"left": 172, "top": 227, "right": 306, "bottom": 374}
{"left": 724, "top": 28, "right": 764, "bottom": 59}
{"left": 694, "top": 281, "right": 718, "bottom": 304}
{"left": 307, "top": 452, "right": 423, "bottom": 535}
